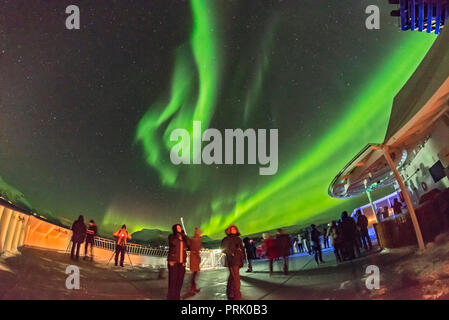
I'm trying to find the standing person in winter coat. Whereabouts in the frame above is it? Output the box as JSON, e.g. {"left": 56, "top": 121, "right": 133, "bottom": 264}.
{"left": 262, "top": 233, "right": 276, "bottom": 275}
{"left": 188, "top": 227, "right": 202, "bottom": 295}
{"left": 243, "top": 237, "right": 255, "bottom": 272}
{"left": 340, "top": 211, "right": 360, "bottom": 260}
{"left": 70, "top": 215, "right": 86, "bottom": 261}
{"left": 311, "top": 224, "right": 325, "bottom": 265}
{"left": 276, "top": 229, "right": 291, "bottom": 275}
{"left": 326, "top": 220, "right": 342, "bottom": 262}
{"left": 356, "top": 210, "right": 372, "bottom": 250}
{"left": 84, "top": 219, "right": 97, "bottom": 261}
{"left": 354, "top": 219, "right": 363, "bottom": 250}
{"left": 167, "top": 224, "right": 189, "bottom": 300}
{"left": 393, "top": 198, "right": 403, "bottom": 215}
{"left": 251, "top": 240, "right": 257, "bottom": 259}
{"left": 221, "top": 225, "right": 245, "bottom": 300}
{"left": 112, "top": 224, "right": 132, "bottom": 267}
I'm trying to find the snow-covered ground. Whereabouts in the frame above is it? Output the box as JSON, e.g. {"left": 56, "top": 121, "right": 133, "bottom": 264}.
{"left": 368, "top": 233, "right": 449, "bottom": 299}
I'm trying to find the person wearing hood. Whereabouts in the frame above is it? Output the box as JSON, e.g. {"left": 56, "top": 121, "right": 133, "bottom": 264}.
{"left": 167, "top": 223, "right": 189, "bottom": 300}
{"left": 112, "top": 224, "right": 132, "bottom": 267}
{"left": 221, "top": 224, "right": 245, "bottom": 300}
{"left": 188, "top": 227, "right": 202, "bottom": 295}
{"left": 70, "top": 215, "right": 86, "bottom": 260}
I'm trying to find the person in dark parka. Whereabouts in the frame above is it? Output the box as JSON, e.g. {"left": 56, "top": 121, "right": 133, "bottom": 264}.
{"left": 311, "top": 224, "right": 325, "bottom": 265}
{"left": 167, "top": 224, "right": 189, "bottom": 300}
{"left": 356, "top": 209, "right": 372, "bottom": 250}
{"left": 221, "top": 224, "right": 245, "bottom": 300}
{"left": 84, "top": 219, "right": 97, "bottom": 261}
{"left": 340, "top": 211, "right": 360, "bottom": 260}
{"left": 243, "top": 237, "right": 256, "bottom": 272}
{"left": 251, "top": 239, "right": 257, "bottom": 259}
{"left": 70, "top": 215, "right": 86, "bottom": 260}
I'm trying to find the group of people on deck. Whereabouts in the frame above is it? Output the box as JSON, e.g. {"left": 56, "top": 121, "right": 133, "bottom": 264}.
{"left": 325, "top": 210, "right": 373, "bottom": 263}
{"left": 69, "top": 215, "right": 98, "bottom": 261}
{"left": 290, "top": 210, "right": 374, "bottom": 264}
{"left": 260, "top": 229, "right": 293, "bottom": 275}
{"left": 166, "top": 223, "right": 244, "bottom": 300}
{"left": 70, "top": 216, "right": 131, "bottom": 267}
{"left": 69, "top": 208, "right": 374, "bottom": 300}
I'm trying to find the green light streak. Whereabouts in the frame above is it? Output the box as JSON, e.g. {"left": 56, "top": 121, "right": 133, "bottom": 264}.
{"left": 190, "top": 0, "right": 220, "bottom": 125}
{"left": 135, "top": 0, "right": 219, "bottom": 186}
{"left": 201, "top": 33, "right": 436, "bottom": 238}
{"left": 243, "top": 20, "right": 277, "bottom": 123}
{"left": 135, "top": 1, "right": 436, "bottom": 239}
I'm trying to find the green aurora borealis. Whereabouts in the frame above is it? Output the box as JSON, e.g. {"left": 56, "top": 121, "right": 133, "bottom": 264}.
{"left": 0, "top": 0, "right": 437, "bottom": 238}
{"left": 135, "top": 0, "right": 435, "bottom": 238}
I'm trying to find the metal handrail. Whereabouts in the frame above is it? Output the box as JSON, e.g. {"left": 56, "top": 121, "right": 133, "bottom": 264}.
{"left": 93, "top": 236, "right": 169, "bottom": 257}
{"left": 93, "top": 236, "right": 224, "bottom": 269}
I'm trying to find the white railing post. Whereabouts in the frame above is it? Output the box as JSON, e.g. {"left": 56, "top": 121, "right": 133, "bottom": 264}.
{"left": 0, "top": 208, "right": 13, "bottom": 253}
{"left": 10, "top": 214, "right": 24, "bottom": 252}
{"left": 4, "top": 211, "right": 19, "bottom": 252}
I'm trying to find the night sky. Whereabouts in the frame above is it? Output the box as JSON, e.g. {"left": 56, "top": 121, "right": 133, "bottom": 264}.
{"left": 0, "top": 0, "right": 436, "bottom": 238}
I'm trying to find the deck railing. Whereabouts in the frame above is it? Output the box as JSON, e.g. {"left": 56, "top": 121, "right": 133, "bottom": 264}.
{"left": 94, "top": 236, "right": 169, "bottom": 257}
{"left": 94, "top": 236, "right": 224, "bottom": 269}
{"left": 0, "top": 200, "right": 224, "bottom": 269}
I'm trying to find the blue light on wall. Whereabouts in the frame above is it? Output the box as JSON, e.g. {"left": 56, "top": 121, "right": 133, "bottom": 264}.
{"left": 390, "top": 0, "right": 449, "bottom": 34}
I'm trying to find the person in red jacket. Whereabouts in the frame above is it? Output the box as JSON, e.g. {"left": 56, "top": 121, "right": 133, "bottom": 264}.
{"left": 112, "top": 225, "right": 131, "bottom": 267}
{"left": 188, "top": 227, "right": 202, "bottom": 295}
{"left": 262, "top": 233, "right": 277, "bottom": 276}
{"left": 276, "top": 229, "right": 291, "bottom": 274}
